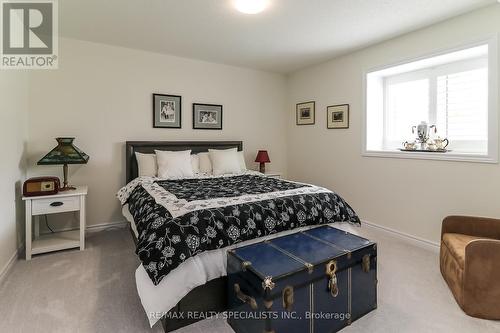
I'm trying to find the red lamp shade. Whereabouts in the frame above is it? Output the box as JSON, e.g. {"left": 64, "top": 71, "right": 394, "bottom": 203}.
{"left": 255, "top": 150, "right": 270, "bottom": 173}
{"left": 255, "top": 150, "right": 271, "bottom": 163}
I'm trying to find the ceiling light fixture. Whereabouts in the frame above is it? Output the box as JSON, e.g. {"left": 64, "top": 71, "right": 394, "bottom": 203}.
{"left": 234, "top": 0, "right": 269, "bottom": 14}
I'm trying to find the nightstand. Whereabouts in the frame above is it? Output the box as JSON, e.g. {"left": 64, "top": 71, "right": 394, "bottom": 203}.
{"left": 23, "top": 186, "right": 87, "bottom": 260}
{"left": 264, "top": 172, "right": 282, "bottom": 179}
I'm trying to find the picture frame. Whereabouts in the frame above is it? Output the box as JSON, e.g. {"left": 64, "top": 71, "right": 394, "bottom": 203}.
{"left": 327, "top": 104, "right": 349, "bottom": 129}
{"left": 192, "top": 103, "right": 223, "bottom": 130}
{"left": 153, "top": 93, "right": 182, "bottom": 128}
{"left": 296, "top": 101, "right": 315, "bottom": 125}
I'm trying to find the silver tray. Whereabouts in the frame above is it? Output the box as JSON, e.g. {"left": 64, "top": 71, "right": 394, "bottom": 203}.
{"left": 399, "top": 149, "right": 450, "bottom": 153}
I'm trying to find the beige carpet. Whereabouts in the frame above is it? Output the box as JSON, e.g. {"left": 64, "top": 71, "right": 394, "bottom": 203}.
{"left": 0, "top": 225, "right": 499, "bottom": 333}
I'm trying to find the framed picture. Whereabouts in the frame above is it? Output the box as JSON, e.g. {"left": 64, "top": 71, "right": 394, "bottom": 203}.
{"left": 327, "top": 104, "right": 349, "bottom": 129}
{"left": 296, "top": 101, "right": 315, "bottom": 125}
{"left": 193, "top": 103, "right": 223, "bottom": 130}
{"left": 153, "top": 94, "right": 182, "bottom": 128}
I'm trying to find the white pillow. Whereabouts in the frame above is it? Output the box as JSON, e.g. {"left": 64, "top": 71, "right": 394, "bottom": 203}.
{"left": 135, "top": 152, "right": 157, "bottom": 177}
{"left": 209, "top": 148, "right": 241, "bottom": 176}
{"left": 191, "top": 154, "right": 200, "bottom": 174}
{"left": 198, "top": 152, "right": 212, "bottom": 174}
{"left": 238, "top": 151, "right": 247, "bottom": 171}
{"left": 155, "top": 150, "right": 194, "bottom": 179}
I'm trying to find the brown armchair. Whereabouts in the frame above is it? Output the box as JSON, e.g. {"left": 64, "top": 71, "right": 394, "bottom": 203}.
{"left": 440, "top": 216, "right": 500, "bottom": 319}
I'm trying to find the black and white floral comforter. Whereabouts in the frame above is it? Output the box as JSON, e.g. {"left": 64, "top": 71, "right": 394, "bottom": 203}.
{"left": 118, "top": 172, "right": 360, "bottom": 285}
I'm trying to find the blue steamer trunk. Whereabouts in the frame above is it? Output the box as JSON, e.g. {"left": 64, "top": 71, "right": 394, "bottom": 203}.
{"left": 227, "top": 226, "right": 377, "bottom": 333}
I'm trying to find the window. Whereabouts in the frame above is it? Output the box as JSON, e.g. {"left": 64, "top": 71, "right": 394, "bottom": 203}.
{"left": 365, "top": 40, "right": 497, "bottom": 163}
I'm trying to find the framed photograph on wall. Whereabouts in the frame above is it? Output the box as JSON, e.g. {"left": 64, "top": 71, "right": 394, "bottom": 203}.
{"left": 193, "top": 103, "right": 223, "bottom": 130}
{"left": 296, "top": 101, "right": 315, "bottom": 125}
{"left": 153, "top": 94, "right": 182, "bottom": 128}
{"left": 327, "top": 104, "right": 349, "bottom": 129}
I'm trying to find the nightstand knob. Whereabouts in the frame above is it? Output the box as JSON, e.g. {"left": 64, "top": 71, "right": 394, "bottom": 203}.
{"left": 50, "top": 201, "right": 64, "bottom": 207}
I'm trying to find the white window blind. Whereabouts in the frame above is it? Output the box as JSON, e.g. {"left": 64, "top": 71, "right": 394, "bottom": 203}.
{"left": 381, "top": 56, "right": 488, "bottom": 154}
{"left": 436, "top": 67, "right": 488, "bottom": 153}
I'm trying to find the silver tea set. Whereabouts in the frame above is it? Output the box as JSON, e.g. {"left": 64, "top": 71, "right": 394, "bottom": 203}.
{"left": 402, "top": 121, "right": 449, "bottom": 151}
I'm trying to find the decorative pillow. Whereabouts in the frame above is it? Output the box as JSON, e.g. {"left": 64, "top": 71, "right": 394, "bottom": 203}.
{"left": 198, "top": 152, "right": 212, "bottom": 174}
{"left": 238, "top": 151, "right": 247, "bottom": 171}
{"left": 135, "top": 152, "right": 157, "bottom": 177}
{"left": 191, "top": 154, "right": 200, "bottom": 174}
{"left": 155, "top": 150, "right": 194, "bottom": 179}
{"left": 209, "top": 148, "right": 241, "bottom": 176}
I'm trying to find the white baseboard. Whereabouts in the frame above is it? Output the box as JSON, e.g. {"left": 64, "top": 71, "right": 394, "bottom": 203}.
{"left": 2, "top": 218, "right": 438, "bottom": 286}
{"left": 361, "top": 219, "right": 440, "bottom": 253}
{"left": 87, "top": 220, "right": 128, "bottom": 232}
{"left": 0, "top": 220, "right": 128, "bottom": 286}
{"left": 0, "top": 244, "right": 22, "bottom": 287}
{"left": 40, "top": 220, "right": 128, "bottom": 235}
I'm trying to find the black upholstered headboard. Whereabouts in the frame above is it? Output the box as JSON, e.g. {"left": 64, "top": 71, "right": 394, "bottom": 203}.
{"left": 125, "top": 141, "right": 243, "bottom": 184}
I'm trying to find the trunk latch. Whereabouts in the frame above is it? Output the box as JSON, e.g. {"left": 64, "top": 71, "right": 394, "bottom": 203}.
{"left": 362, "top": 254, "right": 371, "bottom": 273}
{"left": 282, "top": 286, "right": 294, "bottom": 311}
{"left": 326, "top": 260, "right": 339, "bottom": 298}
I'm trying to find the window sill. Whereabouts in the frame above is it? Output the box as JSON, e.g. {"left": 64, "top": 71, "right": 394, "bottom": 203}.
{"left": 362, "top": 150, "right": 498, "bottom": 164}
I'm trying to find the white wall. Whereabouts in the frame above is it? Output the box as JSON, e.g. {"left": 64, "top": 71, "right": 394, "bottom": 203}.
{"left": 287, "top": 5, "right": 500, "bottom": 243}
{"left": 27, "top": 38, "right": 288, "bottom": 230}
{"left": 20, "top": 5, "right": 500, "bottom": 244}
{"left": 0, "top": 71, "right": 29, "bottom": 276}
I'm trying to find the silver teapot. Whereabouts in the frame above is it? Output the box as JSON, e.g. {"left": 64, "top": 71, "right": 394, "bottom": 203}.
{"left": 433, "top": 137, "right": 449, "bottom": 150}
{"left": 412, "top": 121, "right": 437, "bottom": 149}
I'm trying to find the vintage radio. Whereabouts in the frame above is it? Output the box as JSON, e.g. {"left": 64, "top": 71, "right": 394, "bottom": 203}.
{"left": 23, "top": 177, "right": 60, "bottom": 197}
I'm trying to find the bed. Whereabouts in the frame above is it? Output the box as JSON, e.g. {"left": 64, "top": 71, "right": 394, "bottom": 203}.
{"left": 120, "top": 141, "right": 360, "bottom": 332}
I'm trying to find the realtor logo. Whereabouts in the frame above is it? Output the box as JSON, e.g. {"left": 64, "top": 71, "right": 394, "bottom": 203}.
{"left": 1, "top": 0, "right": 58, "bottom": 69}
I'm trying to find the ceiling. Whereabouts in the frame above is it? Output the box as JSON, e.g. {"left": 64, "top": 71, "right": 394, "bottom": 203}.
{"left": 59, "top": 0, "right": 495, "bottom": 73}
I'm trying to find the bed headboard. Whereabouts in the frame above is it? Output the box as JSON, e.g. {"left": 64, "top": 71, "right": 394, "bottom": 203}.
{"left": 125, "top": 141, "right": 243, "bottom": 184}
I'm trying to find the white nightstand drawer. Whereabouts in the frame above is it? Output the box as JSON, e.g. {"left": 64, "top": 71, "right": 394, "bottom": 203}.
{"left": 32, "top": 195, "right": 81, "bottom": 215}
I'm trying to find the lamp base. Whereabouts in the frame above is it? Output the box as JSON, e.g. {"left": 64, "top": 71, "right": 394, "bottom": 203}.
{"left": 259, "top": 163, "right": 266, "bottom": 174}
{"left": 60, "top": 164, "right": 76, "bottom": 191}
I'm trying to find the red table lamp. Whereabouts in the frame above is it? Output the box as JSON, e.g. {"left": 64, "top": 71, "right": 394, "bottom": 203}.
{"left": 255, "top": 150, "right": 270, "bottom": 173}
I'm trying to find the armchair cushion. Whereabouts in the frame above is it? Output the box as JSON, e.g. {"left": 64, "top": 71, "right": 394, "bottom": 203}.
{"left": 442, "top": 233, "right": 494, "bottom": 269}
{"left": 442, "top": 216, "right": 500, "bottom": 240}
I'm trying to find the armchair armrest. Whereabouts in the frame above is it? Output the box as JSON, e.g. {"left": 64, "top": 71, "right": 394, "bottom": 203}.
{"left": 463, "top": 239, "right": 500, "bottom": 319}
{"left": 441, "top": 216, "right": 500, "bottom": 240}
